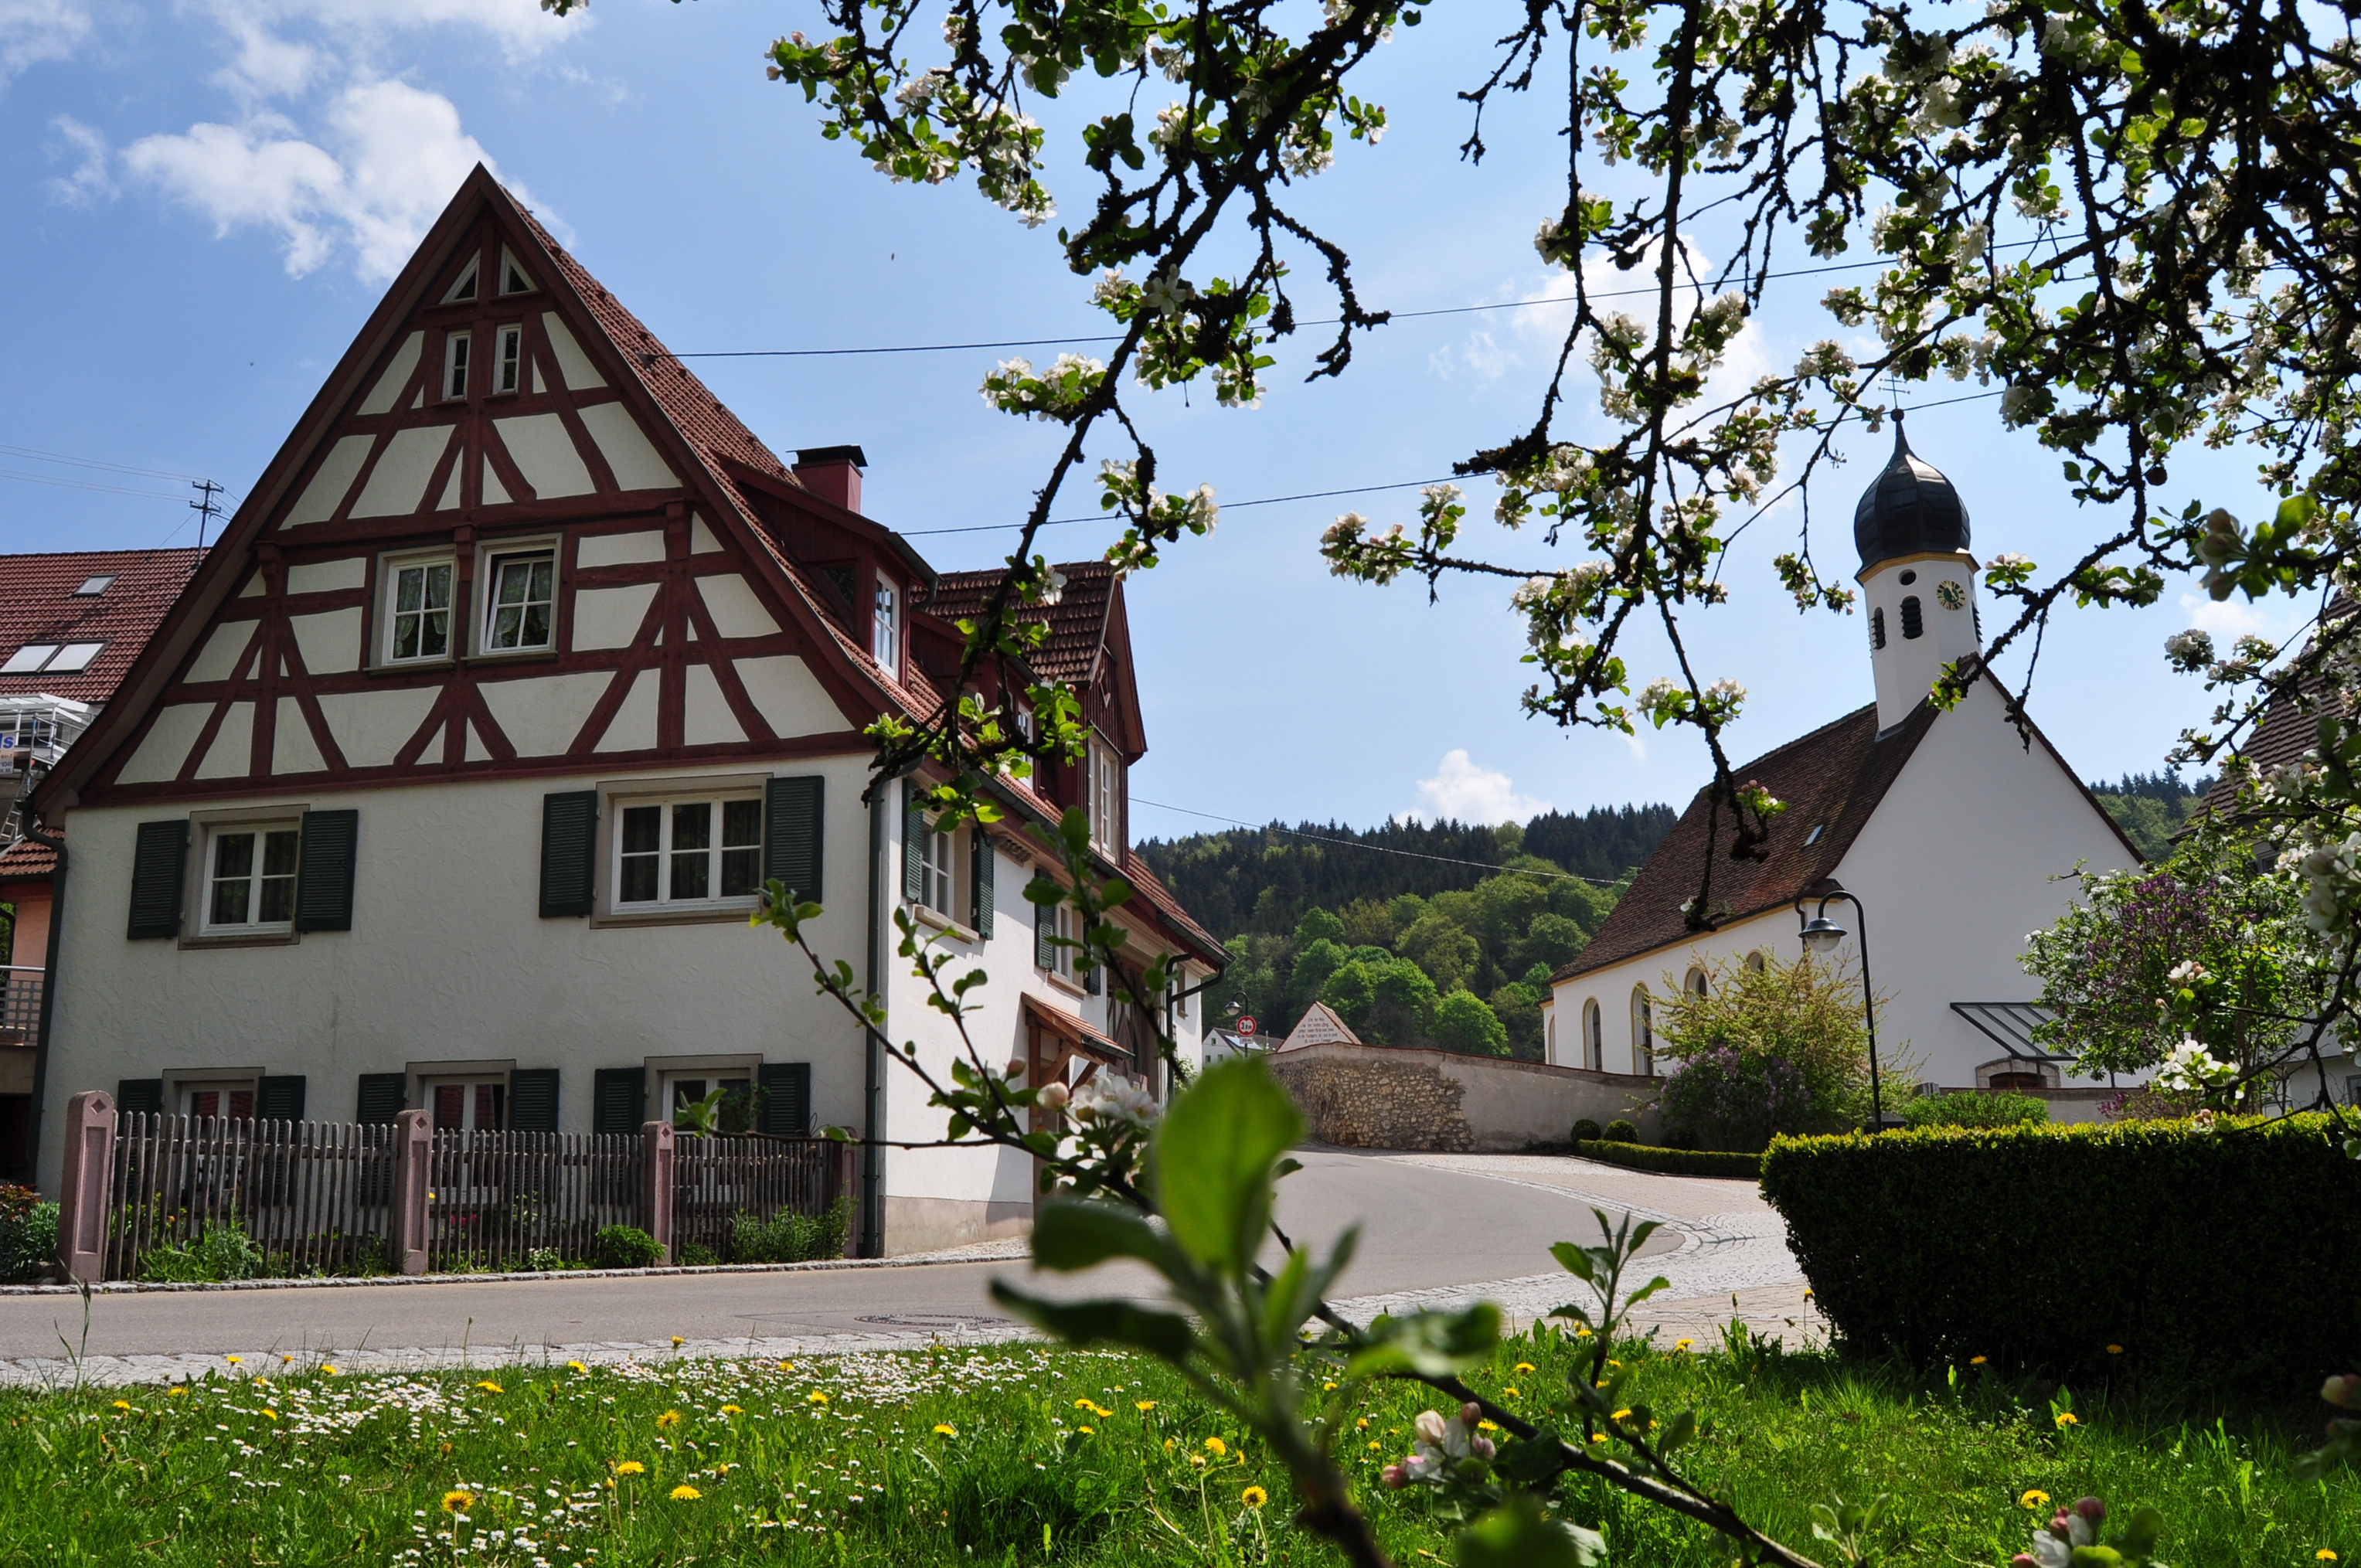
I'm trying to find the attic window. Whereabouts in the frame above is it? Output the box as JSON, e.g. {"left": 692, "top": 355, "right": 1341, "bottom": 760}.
{"left": 499, "top": 253, "right": 533, "bottom": 294}
{"left": 2, "top": 641, "right": 103, "bottom": 674}
{"left": 0, "top": 645, "right": 57, "bottom": 674}
{"left": 1804, "top": 823, "right": 1825, "bottom": 846}
{"left": 442, "top": 258, "right": 479, "bottom": 304}
{"left": 444, "top": 331, "right": 471, "bottom": 400}
{"left": 74, "top": 574, "right": 117, "bottom": 597}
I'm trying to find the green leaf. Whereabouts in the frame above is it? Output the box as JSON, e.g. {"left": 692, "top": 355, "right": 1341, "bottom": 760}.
{"left": 987, "top": 1281, "right": 1195, "bottom": 1362}
{"left": 1491, "top": 1430, "right": 1571, "bottom": 1486}
{"left": 1148, "top": 1056, "right": 1303, "bottom": 1274}
{"left": 1345, "top": 1304, "right": 1501, "bottom": 1379}
{"left": 1548, "top": 1242, "right": 1598, "bottom": 1282}
{"left": 1029, "top": 1199, "right": 1174, "bottom": 1274}
{"left": 1456, "top": 1495, "right": 1607, "bottom": 1568}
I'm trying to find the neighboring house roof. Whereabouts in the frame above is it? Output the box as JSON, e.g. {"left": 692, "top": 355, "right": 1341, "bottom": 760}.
{"left": 1281, "top": 1000, "right": 1362, "bottom": 1049}
{"left": 0, "top": 835, "right": 57, "bottom": 883}
{"left": 922, "top": 563, "right": 1118, "bottom": 685}
{"left": 2199, "top": 598, "right": 2356, "bottom": 819}
{"left": 1120, "top": 849, "right": 1223, "bottom": 964}
{"left": 1553, "top": 673, "right": 2142, "bottom": 984}
{"left": 0, "top": 549, "right": 204, "bottom": 706}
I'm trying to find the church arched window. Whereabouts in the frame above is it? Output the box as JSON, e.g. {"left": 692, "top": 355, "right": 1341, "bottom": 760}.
{"left": 1583, "top": 998, "right": 1602, "bottom": 1070}
{"left": 1631, "top": 986, "right": 1654, "bottom": 1077}
{"left": 1900, "top": 595, "right": 1924, "bottom": 639}
{"left": 1684, "top": 965, "right": 1708, "bottom": 998}
{"left": 1744, "top": 950, "right": 1767, "bottom": 974}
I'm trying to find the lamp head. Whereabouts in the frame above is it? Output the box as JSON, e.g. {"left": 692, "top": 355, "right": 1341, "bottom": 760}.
{"left": 1799, "top": 914, "right": 1849, "bottom": 957}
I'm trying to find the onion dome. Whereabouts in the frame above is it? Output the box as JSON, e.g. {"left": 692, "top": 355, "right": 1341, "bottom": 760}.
{"left": 1853, "top": 414, "right": 1970, "bottom": 573}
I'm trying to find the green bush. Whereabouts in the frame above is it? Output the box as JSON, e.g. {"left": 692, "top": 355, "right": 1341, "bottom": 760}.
{"left": 0, "top": 1186, "right": 56, "bottom": 1284}
{"left": 675, "top": 1238, "right": 720, "bottom": 1267}
{"left": 1761, "top": 1114, "right": 2361, "bottom": 1383}
{"left": 1572, "top": 1140, "right": 1761, "bottom": 1179}
{"left": 1603, "top": 1118, "right": 1638, "bottom": 1142}
{"left": 137, "top": 1221, "right": 266, "bottom": 1284}
{"left": 1570, "top": 1118, "right": 1603, "bottom": 1142}
{"left": 730, "top": 1196, "right": 851, "bottom": 1264}
{"left": 1899, "top": 1090, "right": 2049, "bottom": 1129}
{"left": 594, "top": 1225, "right": 664, "bottom": 1270}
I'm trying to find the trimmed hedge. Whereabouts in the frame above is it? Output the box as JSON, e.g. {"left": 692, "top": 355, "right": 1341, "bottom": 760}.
{"left": 1570, "top": 1140, "right": 1762, "bottom": 1179}
{"left": 1761, "top": 1114, "right": 2361, "bottom": 1384}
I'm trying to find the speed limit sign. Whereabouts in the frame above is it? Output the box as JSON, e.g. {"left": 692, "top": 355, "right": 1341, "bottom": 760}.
{"left": 1237, "top": 1016, "right": 1258, "bottom": 1037}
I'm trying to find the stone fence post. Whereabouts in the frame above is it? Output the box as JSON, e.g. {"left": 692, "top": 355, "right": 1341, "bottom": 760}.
{"left": 387, "top": 1109, "right": 430, "bottom": 1275}
{"left": 53, "top": 1090, "right": 115, "bottom": 1285}
{"left": 641, "top": 1121, "right": 675, "bottom": 1263}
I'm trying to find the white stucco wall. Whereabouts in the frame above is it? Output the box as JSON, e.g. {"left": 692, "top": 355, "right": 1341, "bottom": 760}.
{"left": 1550, "top": 680, "right": 2142, "bottom": 1097}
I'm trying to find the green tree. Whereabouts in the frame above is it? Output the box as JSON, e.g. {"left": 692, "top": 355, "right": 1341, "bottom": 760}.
{"left": 1294, "top": 906, "right": 1347, "bottom": 947}
{"left": 1398, "top": 911, "right": 1479, "bottom": 992}
{"left": 1509, "top": 913, "right": 1590, "bottom": 978}
{"left": 1287, "top": 937, "right": 1352, "bottom": 1022}
{"left": 1337, "top": 897, "right": 1395, "bottom": 949}
{"left": 1471, "top": 872, "right": 1550, "bottom": 956}
{"left": 1433, "top": 989, "right": 1510, "bottom": 1057}
{"left": 1488, "top": 981, "right": 1546, "bottom": 1061}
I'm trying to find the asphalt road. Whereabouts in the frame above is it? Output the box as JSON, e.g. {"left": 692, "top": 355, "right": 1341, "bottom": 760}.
{"left": 0, "top": 1150, "right": 1681, "bottom": 1375}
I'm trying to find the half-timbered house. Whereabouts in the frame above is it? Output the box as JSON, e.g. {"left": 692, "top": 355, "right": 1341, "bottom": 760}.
{"left": 26, "top": 167, "right": 1223, "bottom": 1255}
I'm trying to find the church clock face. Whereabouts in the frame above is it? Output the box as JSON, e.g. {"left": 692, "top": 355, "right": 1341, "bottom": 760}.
{"left": 1935, "top": 579, "right": 1967, "bottom": 610}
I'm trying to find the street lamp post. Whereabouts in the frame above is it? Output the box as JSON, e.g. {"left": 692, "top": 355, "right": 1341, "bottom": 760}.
{"left": 1796, "top": 885, "right": 1884, "bottom": 1131}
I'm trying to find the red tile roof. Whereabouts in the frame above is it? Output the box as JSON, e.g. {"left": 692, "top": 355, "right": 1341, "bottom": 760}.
{"left": 2200, "top": 599, "right": 2355, "bottom": 819}
{"left": 1555, "top": 700, "right": 1937, "bottom": 981}
{"left": 0, "top": 835, "right": 57, "bottom": 883}
{"left": 1121, "top": 849, "right": 1223, "bottom": 962}
{"left": 0, "top": 548, "right": 203, "bottom": 706}
{"left": 922, "top": 563, "right": 1116, "bottom": 685}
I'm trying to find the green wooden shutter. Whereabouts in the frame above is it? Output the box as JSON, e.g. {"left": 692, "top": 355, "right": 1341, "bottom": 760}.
{"left": 115, "top": 1078, "right": 165, "bottom": 1117}
{"left": 510, "top": 1068, "right": 560, "bottom": 1132}
{"left": 592, "top": 1066, "right": 645, "bottom": 1134}
{"left": 355, "top": 1073, "right": 406, "bottom": 1125}
{"left": 540, "top": 791, "right": 599, "bottom": 917}
{"left": 901, "top": 782, "right": 927, "bottom": 903}
{"left": 757, "top": 1063, "right": 811, "bottom": 1136}
{"left": 257, "top": 1075, "right": 307, "bottom": 1123}
{"left": 295, "top": 809, "right": 359, "bottom": 931}
{"left": 126, "top": 819, "right": 188, "bottom": 940}
{"left": 764, "top": 776, "right": 824, "bottom": 902}
{"left": 971, "top": 831, "right": 995, "bottom": 937}
{"left": 1035, "top": 890, "right": 1055, "bottom": 970}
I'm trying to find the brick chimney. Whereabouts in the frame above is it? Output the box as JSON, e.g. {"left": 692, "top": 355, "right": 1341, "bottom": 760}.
{"left": 793, "top": 445, "right": 867, "bottom": 514}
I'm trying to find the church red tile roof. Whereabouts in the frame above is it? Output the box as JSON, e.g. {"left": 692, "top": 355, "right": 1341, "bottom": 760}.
{"left": 0, "top": 548, "right": 204, "bottom": 706}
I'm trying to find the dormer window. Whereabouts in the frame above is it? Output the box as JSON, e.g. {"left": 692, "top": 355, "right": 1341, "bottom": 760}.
{"left": 498, "top": 252, "right": 534, "bottom": 294}
{"left": 496, "top": 325, "right": 523, "bottom": 394}
{"left": 74, "top": 575, "right": 115, "bottom": 597}
{"left": 1088, "top": 736, "right": 1124, "bottom": 855}
{"left": 444, "top": 332, "right": 471, "bottom": 400}
{"left": 873, "top": 581, "right": 900, "bottom": 672}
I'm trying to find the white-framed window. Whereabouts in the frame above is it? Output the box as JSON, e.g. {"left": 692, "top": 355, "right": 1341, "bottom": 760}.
{"left": 1744, "top": 950, "right": 1767, "bottom": 974}
{"left": 384, "top": 556, "right": 456, "bottom": 663}
{"left": 2, "top": 641, "right": 104, "bottom": 675}
{"left": 442, "top": 258, "right": 479, "bottom": 304}
{"left": 1685, "top": 966, "right": 1709, "bottom": 998}
{"left": 427, "top": 1079, "right": 506, "bottom": 1131}
{"left": 1014, "top": 702, "right": 1035, "bottom": 742}
{"left": 202, "top": 821, "right": 301, "bottom": 935}
{"left": 444, "top": 330, "right": 471, "bottom": 400}
{"left": 482, "top": 549, "right": 556, "bottom": 652}
{"left": 1584, "top": 998, "right": 1604, "bottom": 1071}
{"left": 1089, "top": 737, "right": 1124, "bottom": 855}
{"left": 872, "top": 580, "right": 899, "bottom": 671}
{"left": 1630, "top": 986, "right": 1654, "bottom": 1077}
{"left": 1045, "top": 903, "right": 1079, "bottom": 980}
{"left": 498, "top": 251, "right": 533, "bottom": 295}
{"left": 913, "top": 817, "right": 958, "bottom": 917}
{"left": 496, "top": 324, "right": 523, "bottom": 394}
{"left": 615, "top": 796, "right": 764, "bottom": 908}
{"left": 180, "top": 1081, "right": 256, "bottom": 1120}
{"left": 665, "top": 1073, "right": 750, "bottom": 1124}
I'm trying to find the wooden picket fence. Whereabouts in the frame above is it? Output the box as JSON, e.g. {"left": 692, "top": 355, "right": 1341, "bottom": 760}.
{"left": 94, "top": 1111, "right": 853, "bottom": 1281}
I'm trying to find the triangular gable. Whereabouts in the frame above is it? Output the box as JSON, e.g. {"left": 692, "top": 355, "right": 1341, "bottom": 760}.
{"left": 37, "top": 168, "right": 941, "bottom": 812}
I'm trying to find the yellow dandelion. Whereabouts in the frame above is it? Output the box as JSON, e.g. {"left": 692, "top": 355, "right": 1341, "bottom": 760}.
{"left": 1970, "top": 1355, "right": 1988, "bottom": 1366}
{"left": 934, "top": 1423, "right": 958, "bottom": 1437}
{"left": 671, "top": 1336, "right": 686, "bottom": 1347}
{"left": 1356, "top": 1417, "right": 1369, "bottom": 1430}
{"left": 476, "top": 1381, "right": 504, "bottom": 1394}
{"left": 226, "top": 1355, "right": 242, "bottom": 1365}
{"left": 2055, "top": 1412, "right": 2080, "bottom": 1429}
{"left": 720, "top": 1405, "right": 743, "bottom": 1416}
{"left": 614, "top": 1461, "right": 648, "bottom": 1475}
{"left": 111, "top": 1400, "right": 131, "bottom": 1412}
{"left": 2021, "top": 1491, "right": 2051, "bottom": 1511}
{"left": 670, "top": 1484, "right": 701, "bottom": 1501}
{"left": 1205, "top": 1437, "right": 1226, "bottom": 1457}
{"left": 1515, "top": 1362, "right": 1536, "bottom": 1374}
{"left": 779, "top": 1359, "right": 795, "bottom": 1369}
{"left": 1322, "top": 1380, "right": 1338, "bottom": 1392}
{"left": 1077, "top": 1425, "right": 1095, "bottom": 1435}
{"left": 253, "top": 1376, "right": 270, "bottom": 1387}
{"left": 2106, "top": 1344, "right": 2124, "bottom": 1355}
{"left": 261, "top": 1409, "right": 277, "bottom": 1420}
{"left": 1502, "top": 1386, "right": 1521, "bottom": 1398}
{"left": 321, "top": 1364, "right": 339, "bottom": 1375}
{"left": 655, "top": 1410, "right": 682, "bottom": 1429}
{"left": 1477, "top": 1420, "right": 1500, "bottom": 1432}
{"left": 1675, "top": 1339, "right": 1694, "bottom": 1352}
{"left": 1573, "top": 1325, "right": 1594, "bottom": 1338}
{"left": 168, "top": 1386, "right": 189, "bottom": 1398}
{"left": 566, "top": 1361, "right": 587, "bottom": 1374}
{"left": 1242, "top": 1485, "right": 1268, "bottom": 1508}
{"left": 1367, "top": 1440, "right": 1383, "bottom": 1451}
{"left": 808, "top": 1391, "right": 830, "bottom": 1406}
{"left": 1612, "top": 1409, "right": 1634, "bottom": 1421}
{"left": 2317, "top": 1552, "right": 2337, "bottom": 1562}
{"left": 441, "top": 1490, "right": 475, "bottom": 1514}
{"left": 1162, "top": 1438, "right": 1175, "bottom": 1453}
{"left": 1135, "top": 1400, "right": 1157, "bottom": 1413}
{"left": 1607, "top": 1359, "right": 1623, "bottom": 1369}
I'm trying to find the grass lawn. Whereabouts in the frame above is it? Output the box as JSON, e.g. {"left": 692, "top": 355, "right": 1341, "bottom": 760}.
{"left": 0, "top": 1326, "right": 2351, "bottom": 1566}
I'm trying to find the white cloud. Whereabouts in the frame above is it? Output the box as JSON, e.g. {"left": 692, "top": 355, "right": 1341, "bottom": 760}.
{"left": 0, "top": 0, "right": 92, "bottom": 85}
{"left": 46, "top": 112, "right": 111, "bottom": 203}
{"left": 2176, "top": 590, "right": 2309, "bottom": 642}
{"left": 1408, "top": 750, "right": 1552, "bottom": 825}
{"left": 125, "top": 80, "right": 525, "bottom": 281}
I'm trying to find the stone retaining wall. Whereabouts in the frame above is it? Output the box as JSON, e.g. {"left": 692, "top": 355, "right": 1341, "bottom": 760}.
{"left": 1267, "top": 1040, "right": 1662, "bottom": 1151}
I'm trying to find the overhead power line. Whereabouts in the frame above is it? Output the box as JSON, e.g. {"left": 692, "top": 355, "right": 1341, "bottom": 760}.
{"left": 0, "top": 466, "right": 213, "bottom": 505}
{"left": 1131, "top": 795, "right": 1626, "bottom": 885}
{"left": 0, "top": 442, "right": 219, "bottom": 485}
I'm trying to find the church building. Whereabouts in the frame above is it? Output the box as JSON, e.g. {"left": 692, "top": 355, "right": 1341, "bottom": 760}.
{"left": 22, "top": 167, "right": 1222, "bottom": 1254}
{"left": 1541, "top": 423, "right": 2142, "bottom": 1112}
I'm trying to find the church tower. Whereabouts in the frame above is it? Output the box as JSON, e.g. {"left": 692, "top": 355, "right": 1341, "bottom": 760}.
{"left": 1854, "top": 416, "right": 1980, "bottom": 731}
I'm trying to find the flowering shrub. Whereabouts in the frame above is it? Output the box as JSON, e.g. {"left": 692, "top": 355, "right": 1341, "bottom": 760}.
{"left": 1655, "top": 952, "right": 1876, "bottom": 1150}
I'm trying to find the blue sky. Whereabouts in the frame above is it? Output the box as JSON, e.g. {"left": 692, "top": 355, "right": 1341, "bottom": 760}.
{"left": 0, "top": 0, "right": 2305, "bottom": 842}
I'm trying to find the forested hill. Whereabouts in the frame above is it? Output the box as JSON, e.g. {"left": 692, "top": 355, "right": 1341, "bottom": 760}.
{"left": 2087, "top": 771, "right": 2214, "bottom": 862}
{"left": 1135, "top": 805, "right": 1676, "bottom": 940}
